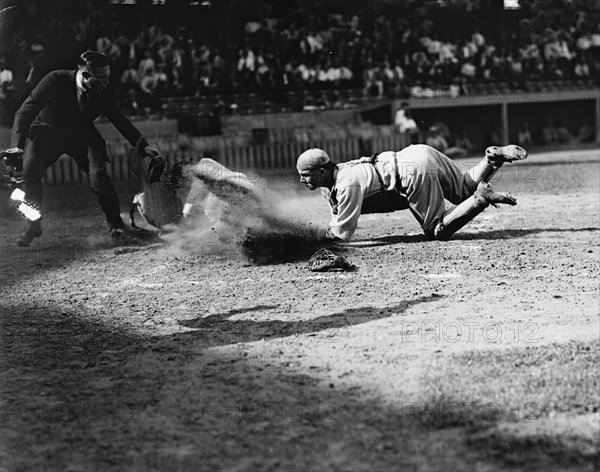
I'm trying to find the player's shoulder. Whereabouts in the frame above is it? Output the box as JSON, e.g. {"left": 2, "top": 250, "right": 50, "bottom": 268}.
{"left": 336, "top": 160, "right": 375, "bottom": 187}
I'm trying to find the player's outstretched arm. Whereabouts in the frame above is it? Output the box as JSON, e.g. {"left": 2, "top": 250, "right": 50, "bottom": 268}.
{"left": 326, "top": 185, "right": 365, "bottom": 241}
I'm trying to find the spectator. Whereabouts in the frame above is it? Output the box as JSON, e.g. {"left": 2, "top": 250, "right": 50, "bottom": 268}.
{"left": 139, "top": 67, "right": 161, "bottom": 111}
{"left": 555, "top": 119, "right": 572, "bottom": 144}
{"left": 0, "top": 59, "right": 14, "bottom": 98}
{"left": 455, "top": 129, "right": 474, "bottom": 155}
{"left": 394, "top": 103, "right": 419, "bottom": 136}
{"left": 540, "top": 120, "right": 560, "bottom": 145}
{"left": 2, "top": 0, "right": 599, "bottom": 121}
{"left": 489, "top": 123, "right": 504, "bottom": 146}
{"left": 425, "top": 125, "right": 447, "bottom": 150}
{"left": 472, "top": 27, "right": 485, "bottom": 50}
{"left": 576, "top": 32, "right": 592, "bottom": 53}
{"left": 425, "top": 125, "right": 468, "bottom": 158}
{"left": 305, "top": 29, "right": 325, "bottom": 55}
{"left": 0, "top": 58, "right": 15, "bottom": 126}
{"left": 517, "top": 122, "right": 533, "bottom": 146}
{"left": 590, "top": 24, "right": 600, "bottom": 58}
{"left": 296, "top": 59, "right": 317, "bottom": 89}
{"left": 577, "top": 121, "right": 595, "bottom": 143}
{"left": 138, "top": 50, "right": 156, "bottom": 78}
{"left": 573, "top": 54, "right": 591, "bottom": 77}
{"left": 363, "top": 60, "right": 384, "bottom": 97}
{"left": 120, "top": 58, "right": 140, "bottom": 92}
{"left": 431, "top": 120, "right": 451, "bottom": 142}
{"left": 338, "top": 61, "right": 354, "bottom": 84}
{"left": 460, "top": 59, "right": 477, "bottom": 79}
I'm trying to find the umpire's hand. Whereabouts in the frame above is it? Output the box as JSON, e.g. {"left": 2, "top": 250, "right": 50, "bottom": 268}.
{"left": 144, "top": 145, "right": 166, "bottom": 184}
{"left": 144, "top": 145, "right": 161, "bottom": 159}
{"left": 1, "top": 147, "right": 24, "bottom": 172}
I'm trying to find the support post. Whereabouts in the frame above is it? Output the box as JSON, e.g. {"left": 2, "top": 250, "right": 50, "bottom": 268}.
{"left": 501, "top": 101, "right": 509, "bottom": 144}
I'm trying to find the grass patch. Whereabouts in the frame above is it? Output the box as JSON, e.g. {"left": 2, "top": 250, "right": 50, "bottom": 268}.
{"left": 469, "top": 413, "right": 599, "bottom": 468}
{"left": 417, "top": 340, "right": 599, "bottom": 469}
{"left": 420, "top": 340, "right": 599, "bottom": 428}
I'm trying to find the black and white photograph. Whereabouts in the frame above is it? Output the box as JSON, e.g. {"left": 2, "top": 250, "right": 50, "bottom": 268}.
{"left": 0, "top": 0, "right": 599, "bottom": 470}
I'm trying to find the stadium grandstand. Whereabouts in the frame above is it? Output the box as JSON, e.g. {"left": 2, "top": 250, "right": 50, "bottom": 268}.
{"left": 1, "top": 0, "right": 598, "bottom": 150}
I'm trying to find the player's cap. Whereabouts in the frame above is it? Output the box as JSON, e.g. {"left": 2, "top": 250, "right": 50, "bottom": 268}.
{"left": 296, "top": 148, "right": 330, "bottom": 172}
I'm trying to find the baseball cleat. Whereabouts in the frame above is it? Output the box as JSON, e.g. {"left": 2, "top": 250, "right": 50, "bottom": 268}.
{"left": 485, "top": 144, "right": 527, "bottom": 163}
{"left": 16, "top": 220, "right": 42, "bottom": 247}
{"left": 111, "top": 227, "right": 125, "bottom": 246}
{"left": 476, "top": 182, "right": 517, "bottom": 206}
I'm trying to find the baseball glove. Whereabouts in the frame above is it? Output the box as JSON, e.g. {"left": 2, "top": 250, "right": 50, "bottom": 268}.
{"left": 1, "top": 150, "right": 25, "bottom": 186}
{"left": 307, "top": 248, "right": 357, "bottom": 272}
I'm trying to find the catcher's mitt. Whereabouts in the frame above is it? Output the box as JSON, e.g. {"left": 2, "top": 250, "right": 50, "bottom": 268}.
{"left": 307, "top": 248, "right": 357, "bottom": 272}
{"left": 128, "top": 138, "right": 183, "bottom": 230}
{"left": 1, "top": 150, "right": 25, "bottom": 186}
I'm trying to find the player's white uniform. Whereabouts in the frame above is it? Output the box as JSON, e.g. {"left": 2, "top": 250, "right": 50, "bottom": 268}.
{"left": 184, "top": 158, "right": 272, "bottom": 225}
{"left": 326, "top": 144, "right": 505, "bottom": 240}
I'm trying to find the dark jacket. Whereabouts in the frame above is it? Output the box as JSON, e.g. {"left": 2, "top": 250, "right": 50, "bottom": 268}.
{"left": 11, "top": 69, "right": 147, "bottom": 151}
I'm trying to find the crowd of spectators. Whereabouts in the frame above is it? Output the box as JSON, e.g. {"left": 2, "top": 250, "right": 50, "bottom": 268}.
{"left": 0, "top": 0, "right": 599, "bottom": 121}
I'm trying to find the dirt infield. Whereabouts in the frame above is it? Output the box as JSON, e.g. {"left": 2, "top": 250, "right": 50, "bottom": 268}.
{"left": 0, "top": 149, "right": 599, "bottom": 472}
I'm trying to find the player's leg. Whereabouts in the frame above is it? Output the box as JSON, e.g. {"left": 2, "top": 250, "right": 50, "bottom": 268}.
{"left": 17, "top": 134, "right": 64, "bottom": 246}
{"left": 464, "top": 144, "right": 528, "bottom": 194}
{"left": 400, "top": 144, "right": 472, "bottom": 207}
{"left": 182, "top": 176, "right": 212, "bottom": 220}
{"left": 433, "top": 181, "right": 517, "bottom": 241}
{"left": 432, "top": 143, "right": 525, "bottom": 240}
{"left": 397, "top": 145, "right": 517, "bottom": 240}
{"left": 190, "top": 158, "right": 268, "bottom": 217}
{"left": 395, "top": 145, "right": 450, "bottom": 238}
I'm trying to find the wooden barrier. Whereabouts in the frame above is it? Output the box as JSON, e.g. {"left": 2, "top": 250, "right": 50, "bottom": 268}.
{"left": 38, "top": 125, "right": 410, "bottom": 185}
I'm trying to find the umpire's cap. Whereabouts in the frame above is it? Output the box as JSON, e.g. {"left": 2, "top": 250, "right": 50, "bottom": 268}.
{"left": 297, "top": 148, "right": 333, "bottom": 172}
{"left": 78, "top": 51, "right": 109, "bottom": 69}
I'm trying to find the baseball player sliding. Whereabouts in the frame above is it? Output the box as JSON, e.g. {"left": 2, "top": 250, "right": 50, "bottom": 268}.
{"left": 181, "top": 157, "right": 271, "bottom": 225}
{"left": 297, "top": 143, "right": 527, "bottom": 241}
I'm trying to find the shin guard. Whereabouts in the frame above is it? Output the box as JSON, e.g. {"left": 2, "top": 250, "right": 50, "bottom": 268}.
{"left": 433, "top": 194, "right": 488, "bottom": 240}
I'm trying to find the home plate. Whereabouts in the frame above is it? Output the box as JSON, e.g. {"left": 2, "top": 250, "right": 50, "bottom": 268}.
{"left": 421, "top": 272, "right": 462, "bottom": 279}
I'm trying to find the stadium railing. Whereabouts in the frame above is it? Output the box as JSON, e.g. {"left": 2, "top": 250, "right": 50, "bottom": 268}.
{"left": 41, "top": 125, "right": 410, "bottom": 185}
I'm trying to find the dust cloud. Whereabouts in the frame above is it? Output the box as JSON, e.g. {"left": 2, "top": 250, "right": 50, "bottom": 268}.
{"left": 158, "top": 166, "right": 327, "bottom": 264}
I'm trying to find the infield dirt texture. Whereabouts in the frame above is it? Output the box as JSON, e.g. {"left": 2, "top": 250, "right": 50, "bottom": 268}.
{"left": 1, "top": 148, "right": 598, "bottom": 471}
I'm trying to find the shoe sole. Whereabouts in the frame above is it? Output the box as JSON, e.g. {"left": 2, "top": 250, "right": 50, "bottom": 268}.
{"left": 485, "top": 145, "right": 528, "bottom": 162}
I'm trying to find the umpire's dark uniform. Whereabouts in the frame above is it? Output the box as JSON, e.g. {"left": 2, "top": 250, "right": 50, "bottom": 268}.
{"left": 10, "top": 69, "right": 149, "bottom": 231}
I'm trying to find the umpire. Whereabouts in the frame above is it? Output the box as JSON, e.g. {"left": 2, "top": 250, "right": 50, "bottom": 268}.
{"left": 3, "top": 51, "right": 163, "bottom": 247}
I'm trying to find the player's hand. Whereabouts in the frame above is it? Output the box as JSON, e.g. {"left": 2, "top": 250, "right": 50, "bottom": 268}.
{"left": 144, "top": 145, "right": 161, "bottom": 159}
{"left": 1, "top": 147, "right": 24, "bottom": 172}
